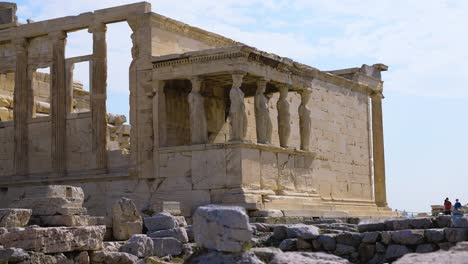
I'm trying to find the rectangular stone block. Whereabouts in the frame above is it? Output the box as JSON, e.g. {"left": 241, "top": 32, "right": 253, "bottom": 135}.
{"left": 278, "top": 153, "right": 296, "bottom": 192}
{"left": 38, "top": 215, "right": 90, "bottom": 227}
{"left": 0, "top": 226, "right": 105, "bottom": 253}
{"left": 260, "top": 151, "right": 278, "bottom": 191}
{"left": 241, "top": 148, "right": 260, "bottom": 190}
{"left": 192, "top": 149, "right": 226, "bottom": 190}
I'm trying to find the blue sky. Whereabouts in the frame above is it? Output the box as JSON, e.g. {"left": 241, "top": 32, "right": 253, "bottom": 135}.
{"left": 14, "top": 0, "right": 468, "bottom": 212}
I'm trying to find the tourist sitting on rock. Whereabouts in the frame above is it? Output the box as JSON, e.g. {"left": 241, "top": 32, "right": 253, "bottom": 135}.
{"left": 454, "top": 199, "right": 462, "bottom": 210}
{"left": 444, "top": 197, "right": 452, "bottom": 215}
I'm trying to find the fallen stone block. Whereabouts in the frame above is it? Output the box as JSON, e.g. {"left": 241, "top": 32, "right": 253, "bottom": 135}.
{"left": 451, "top": 216, "right": 468, "bottom": 228}
{"left": 0, "top": 247, "right": 29, "bottom": 263}
{"left": 336, "top": 232, "right": 361, "bottom": 247}
{"left": 361, "top": 231, "right": 380, "bottom": 243}
{"left": 120, "top": 234, "right": 153, "bottom": 258}
{"left": 279, "top": 238, "right": 297, "bottom": 251}
{"left": 444, "top": 228, "right": 468, "bottom": 242}
{"left": 270, "top": 251, "right": 349, "bottom": 264}
{"left": 415, "top": 243, "right": 438, "bottom": 253}
{"left": 250, "top": 209, "right": 284, "bottom": 218}
{"left": 385, "top": 218, "right": 433, "bottom": 231}
{"left": 425, "top": 228, "right": 445, "bottom": 243}
{"left": 334, "top": 243, "right": 355, "bottom": 256}
{"left": 357, "top": 221, "right": 386, "bottom": 232}
{"left": 90, "top": 251, "right": 138, "bottom": 264}
{"left": 385, "top": 245, "right": 412, "bottom": 261}
{"left": 38, "top": 214, "right": 90, "bottom": 227}
{"left": 112, "top": 197, "right": 143, "bottom": 240}
{"left": 435, "top": 215, "right": 452, "bottom": 228}
{"left": 0, "top": 209, "right": 31, "bottom": 227}
{"left": 317, "top": 234, "right": 337, "bottom": 251}
{"left": 152, "top": 237, "right": 182, "bottom": 257}
{"left": 391, "top": 229, "right": 425, "bottom": 245}
{"left": 193, "top": 205, "right": 252, "bottom": 253}
{"left": 272, "top": 225, "right": 288, "bottom": 240}
{"left": 249, "top": 247, "right": 283, "bottom": 263}
{"left": 144, "top": 211, "right": 178, "bottom": 233}
{"left": 286, "top": 224, "right": 320, "bottom": 239}
{"left": 148, "top": 227, "right": 189, "bottom": 243}
{"left": 0, "top": 225, "right": 105, "bottom": 253}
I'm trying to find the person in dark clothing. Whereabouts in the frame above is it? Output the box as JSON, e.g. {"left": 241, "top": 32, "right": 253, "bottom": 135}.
{"left": 444, "top": 197, "right": 452, "bottom": 215}
{"left": 454, "top": 199, "right": 462, "bottom": 210}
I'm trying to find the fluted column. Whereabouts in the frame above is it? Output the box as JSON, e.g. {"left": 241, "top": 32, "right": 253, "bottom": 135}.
{"left": 13, "top": 38, "right": 29, "bottom": 175}
{"left": 254, "top": 79, "right": 272, "bottom": 144}
{"left": 89, "top": 23, "right": 108, "bottom": 170}
{"left": 371, "top": 92, "right": 387, "bottom": 207}
{"left": 50, "top": 31, "right": 67, "bottom": 175}
{"left": 229, "top": 72, "right": 247, "bottom": 142}
{"left": 299, "top": 89, "right": 312, "bottom": 151}
{"left": 277, "top": 85, "right": 291, "bottom": 148}
{"left": 188, "top": 77, "right": 208, "bottom": 144}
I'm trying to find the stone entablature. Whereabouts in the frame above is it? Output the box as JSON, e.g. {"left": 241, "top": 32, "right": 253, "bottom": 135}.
{"left": 0, "top": 2, "right": 393, "bottom": 219}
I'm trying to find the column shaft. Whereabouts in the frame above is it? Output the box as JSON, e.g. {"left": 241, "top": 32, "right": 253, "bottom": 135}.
{"left": 89, "top": 24, "right": 108, "bottom": 170}
{"left": 371, "top": 93, "right": 387, "bottom": 207}
{"left": 50, "top": 31, "right": 67, "bottom": 175}
{"left": 13, "top": 38, "right": 29, "bottom": 175}
{"left": 277, "top": 85, "right": 291, "bottom": 148}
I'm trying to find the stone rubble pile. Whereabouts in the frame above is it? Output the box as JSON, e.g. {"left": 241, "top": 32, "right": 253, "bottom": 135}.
{"left": 9, "top": 185, "right": 103, "bottom": 227}
{"left": 107, "top": 113, "right": 131, "bottom": 154}
{"left": 112, "top": 197, "right": 143, "bottom": 240}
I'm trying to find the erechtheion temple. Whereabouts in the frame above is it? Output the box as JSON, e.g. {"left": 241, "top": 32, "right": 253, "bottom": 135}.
{"left": 0, "top": 2, "right": 393, "bottom": 221}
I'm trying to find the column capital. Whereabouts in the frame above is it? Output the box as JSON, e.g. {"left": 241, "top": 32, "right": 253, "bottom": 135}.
{"left": 232, "top": 72, "right": 245, "bottom": 89}
{"left": 190, "top": 76, "right": 203, "bottom": 92}
{"left": 88, "top": 23, "right": 107, "bottom": 34}
{"left": 256, "top": 78, "right": 268, "bottom": 91}
{"left": 370, "top": 91, "right": 384, "bottom": 100}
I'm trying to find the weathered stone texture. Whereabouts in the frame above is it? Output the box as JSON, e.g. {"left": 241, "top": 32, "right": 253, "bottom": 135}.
{"left": 0, "top": 209, "right": 31, "bottom": 227}
{"left": 193, "top": 205, "right": 252, "bottom": 253}
{"left": 112, "top": 197, "right": 143, "bottom": 240}
{"left": 0, "top": 225, "right": 106, "bottom": 253}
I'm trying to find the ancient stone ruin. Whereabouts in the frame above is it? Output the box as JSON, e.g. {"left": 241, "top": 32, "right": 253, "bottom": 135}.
{"left": 1, "top": 2, "right": 467, "bottom": 264}
{"left": 0, "top": 1, "right": 394, "bottom": 222}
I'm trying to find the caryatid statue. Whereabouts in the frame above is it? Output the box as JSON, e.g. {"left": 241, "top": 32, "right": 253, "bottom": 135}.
{"left": 188, "top": 77, "right": 208, "bottom": 144}
{"left": 277, "top": 84, "right": 291, "bottom": 148}
{"left": 299, "top": 89, "right": 312, "bottom": 151}
{"left": 229, "top": 73, "right": 247, "bottom": 141}
{"left": 255, "top": 79, "right": 272, "bottom": 144}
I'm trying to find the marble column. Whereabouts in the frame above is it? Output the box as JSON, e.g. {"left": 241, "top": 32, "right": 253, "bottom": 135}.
{"left": 277, "top": 84, "right": 291, "bottom": 148}
{"left": 229, "top": 72, "right": 247, "bottom": 142}
{"left": 89, "top": 23, "right": 108, "bottom": 170}
{"left": 188, "top": 77, "right": 208, "bottom": 144}
{"left": 50, "top": 31, "right": 67, "bottom": 175}
{"left": 371, "top": 92, "right": 387, "bottom": 207}
{"left": 65, "top": 62, "right": 75, "bottom": 113}
{"left": 13, "top": 38, "right": 29, "bottom": 175}
{"left": 254, "top": 79, "right": 272, "bottom": 144}
{"left": 299, "top": 89, "right": 312, "bottom": 151}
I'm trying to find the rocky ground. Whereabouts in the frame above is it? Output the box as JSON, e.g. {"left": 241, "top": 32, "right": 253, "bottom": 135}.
{"left": 0, "top": 185, "right": 467, "bottom": 264}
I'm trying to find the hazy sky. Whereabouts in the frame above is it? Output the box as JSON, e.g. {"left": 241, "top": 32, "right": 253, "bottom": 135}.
{"left": 14, "top": 0, "right": 468, "bottom": 213}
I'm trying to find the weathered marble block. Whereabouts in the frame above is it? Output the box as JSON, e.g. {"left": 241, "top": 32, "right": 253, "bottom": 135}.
{"left": 0, "top": 225, "right": 106, "bottom": 253}
{"left": 193, "top": 205, "right": 252, "bottom": 252}
{"left": 0, "top": 209, "right": 31, "bottom": 227}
